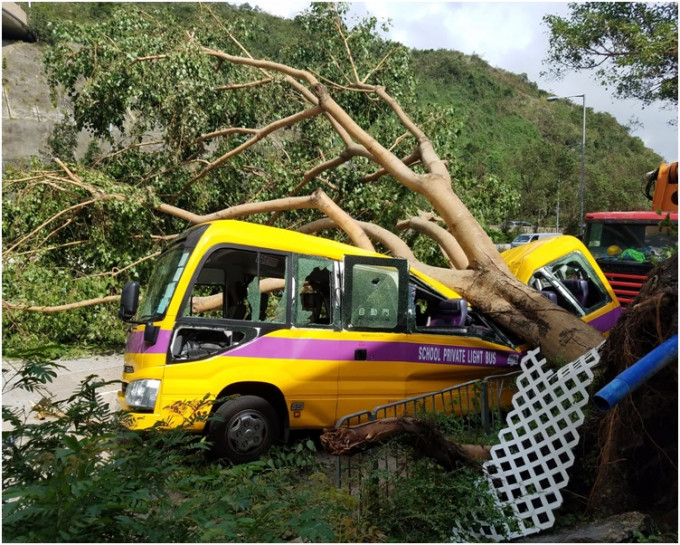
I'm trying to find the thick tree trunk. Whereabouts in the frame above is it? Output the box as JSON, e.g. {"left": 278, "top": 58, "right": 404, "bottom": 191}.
{"left": 441, "top": 266, "right": 604, "bottom": 363}
{"left": 320, "top": 417, "right": 491, "bottom": 470}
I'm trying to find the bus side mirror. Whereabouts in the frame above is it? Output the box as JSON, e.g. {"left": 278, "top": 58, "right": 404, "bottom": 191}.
{"left": 119, "top": 281, "right": 140, "bottom": 322}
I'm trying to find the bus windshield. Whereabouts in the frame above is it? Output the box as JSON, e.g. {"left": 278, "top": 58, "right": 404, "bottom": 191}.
{"left": 138, "top": 246, "right": 191, "bottom": 321}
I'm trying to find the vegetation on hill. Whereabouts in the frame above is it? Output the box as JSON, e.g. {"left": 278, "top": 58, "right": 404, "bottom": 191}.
{"left": 3, "top": 1, "right": 664, "bottom": 354}
{"left": 412, "top": 47, "right": 662, "bottom": 230}
{"left": 21, "top": 1, "right": 662, "bottom": 231}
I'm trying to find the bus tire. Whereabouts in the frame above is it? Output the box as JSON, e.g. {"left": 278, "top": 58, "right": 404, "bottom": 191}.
{"left": 208, "top": 395, "right": 280, "bottom": 463}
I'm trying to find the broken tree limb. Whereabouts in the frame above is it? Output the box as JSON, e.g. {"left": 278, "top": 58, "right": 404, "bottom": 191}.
{"left": 396, "top": 216, "right": 469, "bottom": 270}
{"left": 3, "top": 295, "right": 121, "bottom": 313}
{"left": 320, "top": 417, "right": 491, "bottom": 470}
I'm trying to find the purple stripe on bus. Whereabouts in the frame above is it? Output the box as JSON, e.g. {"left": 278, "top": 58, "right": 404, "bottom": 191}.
{"left": 125, "top": 329, "right": 519, "bottom": 367}
{"left": 227, "top": 336, "right": 521, "bottom": 368}
{"left": 589, "top": 306, "right": 623, "bottom": 333}
{"left": 125, "top": 329, "right": 172, "bottom": 354}
{"left": 124, "top": 306, "right": 621, "bottom": 362}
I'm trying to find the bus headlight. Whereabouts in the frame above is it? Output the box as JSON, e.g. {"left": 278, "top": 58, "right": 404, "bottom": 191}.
{"left": 125, "top": 379, "right": 161, "bottom": 411}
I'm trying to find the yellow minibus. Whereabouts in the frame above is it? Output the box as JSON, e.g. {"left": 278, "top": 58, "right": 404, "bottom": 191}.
{"left": 118, "top": 220, "right": 621, "bottom": 462}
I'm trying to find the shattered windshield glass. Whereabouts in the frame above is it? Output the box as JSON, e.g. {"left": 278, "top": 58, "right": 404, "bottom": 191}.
{"left": 138, "top": 246, "right": 191, "bottom": 321}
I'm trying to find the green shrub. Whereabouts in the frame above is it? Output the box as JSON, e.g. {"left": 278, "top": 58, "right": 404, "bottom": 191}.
{"left": 351, "top": 441, "right": 515, "bottom": 542}
{"left": 1, "top": 349, "right": 356, "bottom": 542}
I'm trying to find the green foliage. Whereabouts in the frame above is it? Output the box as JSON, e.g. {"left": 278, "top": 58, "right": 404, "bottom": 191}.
{"left": 543, "top": 3, "right": 678, "bottom": 108}
{"left": 2, "top": 164, "right": 167, "bottom": 352}
{"left": 4, "top": 3, "right": 666, "bottom": 352}
{"left": 350, "top": 441, "right": 514, "bottom": 542}
{"left": 2, "top": 354, "right": 358, "bottom": 542}
{"left": 46, "top": 119, "right": 78, "bottom": 162}
{"left": 1, "top": 351, "right": 517, "bottom": 543}
{"left": 3, "top": 262, "right": 126, "bottom": 350}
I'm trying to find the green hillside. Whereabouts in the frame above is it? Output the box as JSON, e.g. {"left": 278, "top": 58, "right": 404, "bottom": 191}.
{"left": 21, "top": 1, "right": 662, "bottom": 234}
{"left": 412, "top": 49, "right": 661, "bottom": 226}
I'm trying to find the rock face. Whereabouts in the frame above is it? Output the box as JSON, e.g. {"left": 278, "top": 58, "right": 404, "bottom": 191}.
{"left": 2, "top": 41, "right": 91, "bottom": 167}
{"left": 2, "top": 40, "right": 156, "bottom": 169}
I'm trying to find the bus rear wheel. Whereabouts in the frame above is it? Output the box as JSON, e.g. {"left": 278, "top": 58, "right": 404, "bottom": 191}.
{"left": 208, "top": 395, "right": 280, "bottom": 463}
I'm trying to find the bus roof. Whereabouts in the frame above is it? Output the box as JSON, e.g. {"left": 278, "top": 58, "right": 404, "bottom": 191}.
{"left": 200, "top": 220, "right": 383, "bottom": 261}
{"left": 501, "top": 235, "right": 603, "bottom": 285}
{"left": 195, "top": 220, "right": 461, "bottom": 297}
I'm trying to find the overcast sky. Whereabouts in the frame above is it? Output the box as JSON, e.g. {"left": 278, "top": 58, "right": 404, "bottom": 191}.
{"left": 247, "top": 1, "right": 678, "bottom": 163}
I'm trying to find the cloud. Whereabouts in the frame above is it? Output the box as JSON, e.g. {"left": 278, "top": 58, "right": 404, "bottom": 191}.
{"left": 248, "top": 1, "right": 678, "bottom": 161}
{"left": 353, "top": 2, "right": 550, "bottom": 66}
{"left": 354, "top": 1, "right": 678, "bottom": 161}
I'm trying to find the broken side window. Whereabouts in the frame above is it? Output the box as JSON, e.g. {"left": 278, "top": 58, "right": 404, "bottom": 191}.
{"left": 294, "top": 255, "right": 334, "bottom": 327}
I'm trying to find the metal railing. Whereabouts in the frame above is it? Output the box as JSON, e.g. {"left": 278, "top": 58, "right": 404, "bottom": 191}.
{"left": 333, "top": 371, "right": 521, "bottom": 489}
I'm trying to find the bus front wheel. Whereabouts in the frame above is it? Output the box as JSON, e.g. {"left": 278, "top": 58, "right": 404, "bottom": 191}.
{"left": 208, "top": 395, "right": 280, "bottom": 463}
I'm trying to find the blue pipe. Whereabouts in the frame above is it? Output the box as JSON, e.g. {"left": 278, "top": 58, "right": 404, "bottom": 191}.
{"left": 593, "top": 334, "right": 678, "bottom": 412}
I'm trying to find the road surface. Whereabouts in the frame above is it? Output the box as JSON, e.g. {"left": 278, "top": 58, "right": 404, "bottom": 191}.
{"left": 2, "top": 353, "right": 123, "bottom": 430}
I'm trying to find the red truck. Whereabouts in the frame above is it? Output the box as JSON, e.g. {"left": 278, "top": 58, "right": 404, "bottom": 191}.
{"left": 583, "top": 162, "right": 678, "bottom": 306}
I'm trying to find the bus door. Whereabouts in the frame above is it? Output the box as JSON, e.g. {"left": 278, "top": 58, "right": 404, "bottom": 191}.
{"left": 337, "top": 255, "right": 410, "bottom": 419}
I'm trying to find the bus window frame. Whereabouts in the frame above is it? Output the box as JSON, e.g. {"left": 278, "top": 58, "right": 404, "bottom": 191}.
{"left": 292, "top": 254, "right": 338, "bottom": 330}
{"left": 168, "top": 244, "right": 291, "bottom": 363}
{"left": 177, "top": 244, "right": 291, "bottom": 324}
{"left": 342, "top": 255, "right": 409, "bottom": 332}
{"left": 530, "top": 251, "right": 611, "bottom": 316}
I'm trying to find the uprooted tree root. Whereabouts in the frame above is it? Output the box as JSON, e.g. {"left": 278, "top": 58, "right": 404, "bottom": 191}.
{"left": 583, "top": 254, "right": 677, "bottom": 521}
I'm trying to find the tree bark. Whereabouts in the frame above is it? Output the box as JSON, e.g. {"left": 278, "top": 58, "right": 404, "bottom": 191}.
{"left": 320, "top": 417, "right": 492, "bottom": 470}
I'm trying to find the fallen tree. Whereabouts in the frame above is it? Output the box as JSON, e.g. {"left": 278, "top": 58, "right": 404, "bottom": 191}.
{"left": 2, "top": 4, "right": 604, "bottom": 361}
{"left": 320, "top": 417, "right": 491, "bottom": 469}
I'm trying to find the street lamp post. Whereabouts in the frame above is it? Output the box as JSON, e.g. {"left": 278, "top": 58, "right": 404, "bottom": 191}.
{"left": 556, "top": 176, "right": 560, "bottom": 232}
{"left": 547, "top": 94, "right": 586, "bottom": 238}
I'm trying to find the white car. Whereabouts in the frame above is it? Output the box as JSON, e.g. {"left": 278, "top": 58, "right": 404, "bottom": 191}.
{"left": 511, "top": 232, "right": 559, "bottom": 248}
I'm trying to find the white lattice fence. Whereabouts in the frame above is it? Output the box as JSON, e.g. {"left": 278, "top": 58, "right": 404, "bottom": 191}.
{"left": 454, "top": 344, "right": 603, "bottom": 541}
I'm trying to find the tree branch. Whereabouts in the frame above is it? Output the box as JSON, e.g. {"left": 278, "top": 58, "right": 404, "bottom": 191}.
{"left": 320, "top": 417, "right": 491, "bottom": 469}
{"left": 156, "top": 189, "right": 375, "bottom": 251}
{"left": 126, "top": 54, "right": 168, "bottom": 68}
{"left": 175, "top": 104, "right": 323, "bottom": 199}
{"left": 3, "top": 295, "right": 120, "bottom": 313}
{"left": 87, "top": 251, "right": 162, "bottom": 278}
{"left": 214, "top": 77, "right": 273, "bottom": 92}
{"left": 54, "top": 158, "right": 85, "bottom": 185}
{"left": 3, "top": 194, "right": 125, "bottom": 256}
{"left": 396, "top": 216, "right": 469, "bottom": 270}
{"left": 267, "top": 143, "right": 372, "bottom": 225}
{"left": 297, "top": 217, "right": 465, "bottom": 285}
